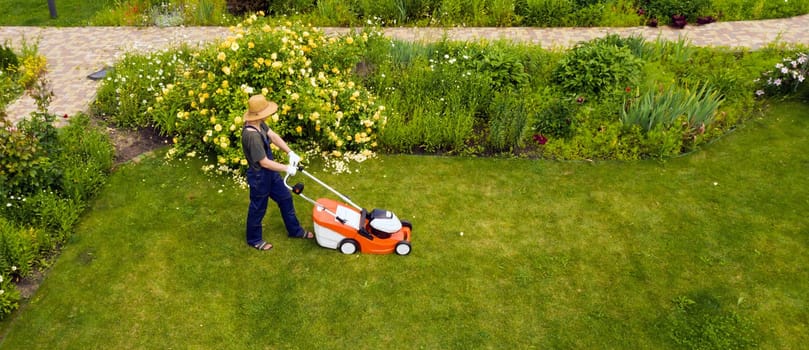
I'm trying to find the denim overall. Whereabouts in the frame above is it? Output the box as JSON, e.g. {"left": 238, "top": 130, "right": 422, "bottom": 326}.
{"left": 244, "top": 125, "right": 305, "bottom": 246}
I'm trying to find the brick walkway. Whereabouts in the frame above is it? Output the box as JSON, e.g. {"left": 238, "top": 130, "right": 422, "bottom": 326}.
{"left": 1, "top": 14, "right": 808, "bottom": 124}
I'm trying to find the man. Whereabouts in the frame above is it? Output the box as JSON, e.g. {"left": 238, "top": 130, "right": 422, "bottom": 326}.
{"left": 241, "top": 94, "right": 314, "bottom": 251}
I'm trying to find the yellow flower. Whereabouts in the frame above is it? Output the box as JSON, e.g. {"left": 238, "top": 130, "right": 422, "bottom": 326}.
{"left": 210, "top": 116, "right": 217, "bottom": 124}
{"left": 309, "top": 112, "right": 320, "bottom": 121}
{"left": 234, "top": 116, "right": 243, "bottom": 124}
{"left": 201, "top": 82, "right": 208, "bottom": 90}
{"left": 230, "top": 42, "right": 240, "bottom": 51}
{"left": 248, "top": 42, "right": 255, "bottom": 49}
{"left": 271, "top": 61, "right": 282, "bottom": 69}
{"left": 296, "top": 126, "right": 303, "bottom": 134}
{"left": 257, "top": 57, "right": 265, "bottom": 65}
{"left": 222, "top": 66, "right": 231, "bottom": 75}
{"left": 218, "top": 157, "right": 226, "bottom": 164}
{"left": 345, "top": 37, "right": 354, "bottom": 44}
{"left": 188, "top": 90, "right": 195, "bottom": 97}
{"left": 291, "top": 93, "right": 300, "bottom": 100}
{"left": 332, "top": 150, "right": 342, "bottom": 157}
{"left": 240, "top": 159, "right": 248, "bottom": 166}
{"left": 271, "top": 52, "right": 278, "bottom": 60}
{"left": 214, "top": 124, "right": 222, "bottom": 132}
{"left": 222, "top": 80, "right": 229, "bottom": 88}
{"left": 217, "top": 52, "right": 226, "bottom": 61}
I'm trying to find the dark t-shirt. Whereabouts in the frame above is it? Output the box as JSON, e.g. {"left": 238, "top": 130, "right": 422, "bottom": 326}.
{"left": 241, "top": 122, "right": 272, "bottom": 171}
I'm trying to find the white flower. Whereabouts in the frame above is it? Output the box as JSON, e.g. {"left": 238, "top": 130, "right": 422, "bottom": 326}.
{"left": 755, "top": 90, "right": 765, "bottom": 96}
{"left": 781, "top": 67, "right": 789, "bottom": 74}
{"left": 774, "top": 79, "right": 782, "bottom": 86}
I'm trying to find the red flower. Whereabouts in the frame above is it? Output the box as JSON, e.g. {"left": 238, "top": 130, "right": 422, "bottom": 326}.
{"left": 63, "top": 114, "right": 69, "bottom": 119}
{"left": 625, "top": 86, "right": 631, "bottom": 93}
{"left": 576, "top": 96, "right": 585, "bottom": 104}
{"left": 533, "top": 134, "right": 548, "bottom": 145}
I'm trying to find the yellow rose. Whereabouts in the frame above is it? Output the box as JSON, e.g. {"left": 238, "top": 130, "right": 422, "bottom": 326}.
{"left": 296, "top": 126, "right": 303, "bottom": 134}
{"left": 217, "top": 52, "right": 226, "bottom": 61}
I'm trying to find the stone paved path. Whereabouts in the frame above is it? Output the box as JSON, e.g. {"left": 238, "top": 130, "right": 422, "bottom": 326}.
{"left": 1, "top": 14, "right": 808, "bottom": 124}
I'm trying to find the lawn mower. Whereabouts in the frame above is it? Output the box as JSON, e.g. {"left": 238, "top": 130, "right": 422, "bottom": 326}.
{"left": 284, "top": 165, "right": 412, "bottom": 255}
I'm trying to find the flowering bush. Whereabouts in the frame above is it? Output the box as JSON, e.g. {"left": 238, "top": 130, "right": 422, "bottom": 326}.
{"left": 755, "top": 52, "right": 808, "bottom": 98}
{"left": 147, "top": 14, "right": 387, "bottom": 170}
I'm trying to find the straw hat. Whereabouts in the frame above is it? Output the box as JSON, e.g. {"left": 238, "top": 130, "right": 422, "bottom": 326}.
{"left": 243, "top": 95, "right": 278, "bottom": 121}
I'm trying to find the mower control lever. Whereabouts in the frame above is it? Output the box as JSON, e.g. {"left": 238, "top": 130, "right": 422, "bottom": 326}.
{"left": 292, "top": 183, "right": 304, "bottom": 194}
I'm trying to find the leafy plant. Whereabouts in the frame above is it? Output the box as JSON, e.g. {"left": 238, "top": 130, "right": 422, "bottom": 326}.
{"left": 0, "top": 42, "right": 18, "bottom": 71}
{"left": 553, "top": 39, "right": 644, "bottom": 95}
{"left": 54, "top": 114, "right": 115, "bottom": 202}
{"left": 0, "top": 116, "right": 57, "bottom": 197}
{"left": 0, "top": 270, "right": 21, "bottom": 320}
{"left": 641, "top": 0, "right": 711, "bottom": 24}
{"left": 0, "top": 217, "right": 36, "bottom": 280}
{"left": 622, "top": 83, "right": 723, "bottom": 137}
{"left": 226, "top": 0, "right": 268, "bottom": 15}
{"left": 485, "top": 89, "right": 535, "bottom": 151}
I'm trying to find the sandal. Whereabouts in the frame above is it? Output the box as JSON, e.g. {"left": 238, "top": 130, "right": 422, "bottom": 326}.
{"left": 252, "top": 241, "right": 273, "bottom": 251}
{"left": 299, "top": 231, "right": 315, "bottom": 239}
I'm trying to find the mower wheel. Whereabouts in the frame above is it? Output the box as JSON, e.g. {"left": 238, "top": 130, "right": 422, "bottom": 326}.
{"left": 395, "top": 242, "right": 411, "bottom": 256}
{"left": 401, "top": 220, "right": 412, "bottom": 230}
{"left": 339, "top": 239, "right": 359, "bottom": 255}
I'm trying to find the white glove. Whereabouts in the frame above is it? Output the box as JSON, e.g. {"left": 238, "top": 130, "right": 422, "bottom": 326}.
{"left": 286, "top": 163, "right": 298, "bottom": 176}
{"left": 288, "top": 151, "right": 301, "bottom": 166}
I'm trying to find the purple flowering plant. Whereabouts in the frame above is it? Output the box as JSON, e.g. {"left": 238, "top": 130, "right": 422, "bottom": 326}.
{"left": 755, "top": 52, "right": 807, "bottom": 97}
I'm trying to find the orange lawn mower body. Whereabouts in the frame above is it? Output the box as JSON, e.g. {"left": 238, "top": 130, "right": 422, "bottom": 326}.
{"left": 284, "top": 167, "right": 412, "bottom": 255}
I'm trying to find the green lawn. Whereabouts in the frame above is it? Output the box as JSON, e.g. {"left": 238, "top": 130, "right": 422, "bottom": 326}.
{"left": 0, "top": 0, "right": 115, "bottom": 26}
{"left": 0, "top": 102, "right": 807, "bottom": 348}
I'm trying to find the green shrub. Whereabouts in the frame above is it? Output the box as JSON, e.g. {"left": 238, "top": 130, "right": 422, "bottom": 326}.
{"left": 485, "top": 90, "right": 535, "bottom": 151}
{"left": 226, "top": 0, "right": 268, "bottom": 15}
{"left": 532, "top": 90, "right": 577, "bottom": 139}
{"left": 0, "top": 42, "right": 18, "bottom": 71}
{"left": 641, "top": 0, "right": 711, "bottom": 23}
{"left": 0, "top": 270, "right": 20, "bottom": 320}
{"left": 553, "top": 39, "right": 644, "bottom": 95}
{"left": 517, "top": 0, "right": 576, "bottom": 27}
{"left": 55, "top": 114, "right": 115, "bottom": 202}
{"left": 2, "top": 191, "right": 84, "bottom": 243}
{"left": 0, "top": 116, "right": 57, "bottom": 197}
{"left": 0, "top": 218, "right": 36, "bottom": 280}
